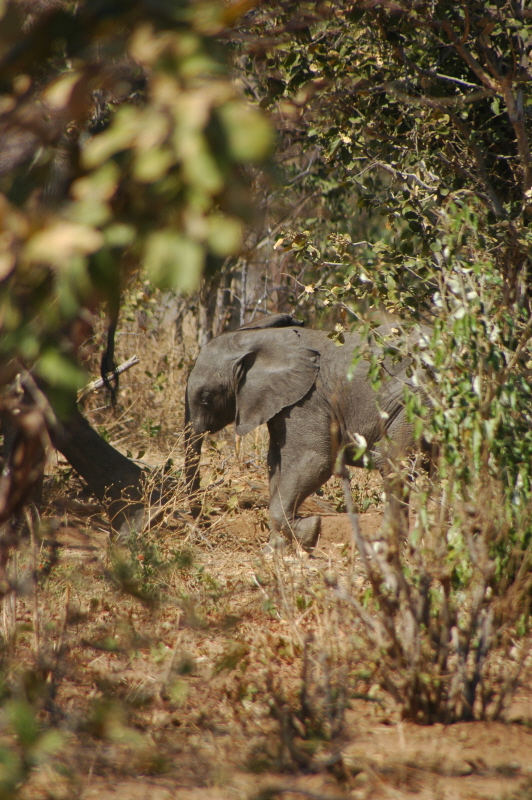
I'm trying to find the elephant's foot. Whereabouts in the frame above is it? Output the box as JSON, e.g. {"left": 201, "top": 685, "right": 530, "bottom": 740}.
{"left": 263, "top": 533, "right": 287, "bottom": 554}
{"left": 266, "top": 515, "right": 321, "bottom": 552}
{"left": 293, "top": 515, "right": 321, "bottom": 550}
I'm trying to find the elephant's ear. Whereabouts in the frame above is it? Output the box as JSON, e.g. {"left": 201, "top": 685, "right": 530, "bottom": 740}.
{"left": 232, "top": 329, "right": 319, "bottom": 435}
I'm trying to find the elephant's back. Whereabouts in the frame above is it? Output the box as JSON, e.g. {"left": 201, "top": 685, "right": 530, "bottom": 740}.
{"left": 298, "top": 328, "right": 375, "bottom": 376}
{"left": 297, "top": 328, "right": 363, "bottom": 356}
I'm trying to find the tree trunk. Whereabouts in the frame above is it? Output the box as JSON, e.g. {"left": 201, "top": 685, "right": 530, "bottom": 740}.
{"left": 51, "top": 409, "right": 145, "bottom": 533}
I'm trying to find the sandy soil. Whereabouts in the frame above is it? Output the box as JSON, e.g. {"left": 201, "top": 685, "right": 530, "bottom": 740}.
{"left": 5, "top": 452, "right": 531, "bottom": 800}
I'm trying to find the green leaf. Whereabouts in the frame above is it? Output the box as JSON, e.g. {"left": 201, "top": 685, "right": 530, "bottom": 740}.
{"left": 181, "top": 136, "right": 223, "bottom": 194}
{"left": 145, "top": 231, "right": 204, "bottom": 292}
{"left": 35, "top": 350, "right": 86, "bottom": 391}
{"left": 5, "top": 700, "right": 39, "bottom": 749}
{"left": 213, "top": 642, "right": 249, "bottom": 675}
{"left": 220, "top": 102, "right": 273, "bottom": 162}
{"left": 168, "top": 678, "right": 189, "bottom": 705}
{"left": 82, "top": 106, "right": 140, "bottom": 168}
{"left": 30, "top": 729, "right": 64, "bottom": 764}
{"left": 207, "top": 214, "right": 243, "bottom": 256}
{"left": 133, "top": 148, "right": 175, "bottom": 183}
{"left": 104, "top": 224, "right": 136, "bottom": 248}
{"left": 25, "top": 223, "right": 103, "bottom": 266}
{"left": 0, "top": 746, "right": 21, "bottom": 796}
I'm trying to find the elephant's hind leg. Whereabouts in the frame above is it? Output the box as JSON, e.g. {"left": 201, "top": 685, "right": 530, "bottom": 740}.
{"left": 267, "top": 413, "right": 333, "bottom": 551}
{"left": 268, "top": 470, "right": 325, "bottom": 550}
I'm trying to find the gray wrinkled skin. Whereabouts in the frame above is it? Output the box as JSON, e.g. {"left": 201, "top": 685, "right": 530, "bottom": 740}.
{"left": 184, "top": 316, "right": 428, "bottom": 551}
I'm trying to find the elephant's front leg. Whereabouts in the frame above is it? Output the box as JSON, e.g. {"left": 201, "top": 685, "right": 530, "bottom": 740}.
{"left": 266, "top": 408, "right": 333, "bottom": 551}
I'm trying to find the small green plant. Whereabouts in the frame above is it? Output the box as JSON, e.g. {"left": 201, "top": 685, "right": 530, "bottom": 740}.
{"left": 107, "top": 529, "right": 193, "bottom": 607}
{"left": 267, "top": 631, "right": 350, "bottom": 752}
{"left": 260, "top": 556, "right": 357, "bottom": 769}
{"left": 96, "top": 425, "right": 111, "bottom": 442}
{"left": 142, "top": 418, "right": 162, "bottom": 439}
{"left": 144, "top": 369, "right": 167, "bottom": 392}
{"left": 0, "top": 699, "right": 65, "bottom": 799}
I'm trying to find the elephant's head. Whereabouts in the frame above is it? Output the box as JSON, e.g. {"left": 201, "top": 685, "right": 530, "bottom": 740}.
{"left": 184, "top": 316, "right": 319, "bottom": 495}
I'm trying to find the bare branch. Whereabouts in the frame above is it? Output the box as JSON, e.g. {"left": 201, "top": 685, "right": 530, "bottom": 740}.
{"left": 384, "top": 82, "right": 495, "bottom": 111}
{"left": 374, "top": 158, "right": 438, "bottom": 190}
{"left": 77, "top": 355, "right": 140, "bottom": 403}
{"left": 381, "top": 84, "right": 505, "bottom": 214}
{"left": 438, "top": 16, "right": 532, "bottom": 193}
{"left": 434, "top": 72, "right": 482, "bottom": 90}
{"left": 500, "top": 79, "right": 532, "bottom": 191}
{"left": 440, "top": 21, "right": 500, "bottom": 93}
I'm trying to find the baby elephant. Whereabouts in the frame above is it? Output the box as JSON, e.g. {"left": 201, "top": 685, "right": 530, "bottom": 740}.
{"left": 184, "top": 314, "right": 428, "bottom": 550}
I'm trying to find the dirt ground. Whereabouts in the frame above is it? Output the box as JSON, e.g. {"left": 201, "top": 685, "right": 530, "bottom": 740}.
{"left": 3, "top": 431, "right": 529, "bottom": 800}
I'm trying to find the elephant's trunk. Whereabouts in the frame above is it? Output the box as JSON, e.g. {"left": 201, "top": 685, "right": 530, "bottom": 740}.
{"left": 184, "top": 395, "right": 203, "bottom": 498}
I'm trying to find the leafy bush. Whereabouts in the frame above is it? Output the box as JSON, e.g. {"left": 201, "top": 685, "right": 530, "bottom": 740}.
{"left": 226, "top": 3, "right": 532, "bottom": 722}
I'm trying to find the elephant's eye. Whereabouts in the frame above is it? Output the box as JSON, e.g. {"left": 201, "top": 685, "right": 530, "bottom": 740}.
{"left": 200, "top": 391, "right": 212, "bottom": 406}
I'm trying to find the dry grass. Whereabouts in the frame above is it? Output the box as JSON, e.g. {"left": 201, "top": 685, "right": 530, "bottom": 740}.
{"left": 2, "top": 296, "right": 532, "bottom": 799}
{"left": 7, "top": 450, "right": 532, "bottom": 800}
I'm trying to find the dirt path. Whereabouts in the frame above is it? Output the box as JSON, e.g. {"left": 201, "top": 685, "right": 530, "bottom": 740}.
{"left": 11, "top": 461, "right": 532, "bottom": 800}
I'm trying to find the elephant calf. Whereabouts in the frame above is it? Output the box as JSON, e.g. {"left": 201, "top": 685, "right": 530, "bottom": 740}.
{"left": 184, "top": 313, "right": 429, "bottom": 550}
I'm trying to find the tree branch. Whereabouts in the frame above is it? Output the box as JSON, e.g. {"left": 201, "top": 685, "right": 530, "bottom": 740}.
{"left": 383, "top": 82, "right": 494, "bottom": 110}
{"left": 439, "top": 17, "right": 532, "bottom": 192}
{"left": 440, "top": 21, "right": 500, "bottom": 93}
{"left": 77, "top": 355, "right": 140, "bottom": 403}
{"left": 434, "top": 72, "right": 486, "bottom": 90}
{"left": 374, "top": 159, "right": 437, "bottom": 190}
{"left": 500, "top": 79, "right": 532, "bottom": 192}
{"left": 383, "top": 83, "right": 505, "bottom": 215}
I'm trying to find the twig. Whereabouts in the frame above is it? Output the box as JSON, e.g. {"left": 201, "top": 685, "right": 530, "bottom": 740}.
{"left": 434, "top": 71, "right": 486, "bottom": 89}
{"left": 160, "top": 611, "right": 182, "bottom": 697}
{"left": 77, "top": 355, "right": 140, "bottom": 402}
{"left": 27, "top": 508, "right": 40, "bottom": 656}
{"left": 338, "top": 462, "right": 373, "bottom": 578}
{"left": 491, "top": 636, "right": 532, "bottom": 720}
{"left": 374, "top": 158, "right": 438, "bottom": 191}
{"left": 379, "top": 86, "right": 504, "bottom": 215}
{"left": 253, "top": 784, "right": 347, "bottom": 800}
{"left": 440, "top": 20, "right": 500, "bottom": 93}
{"left": 55, "top": 584, "right": 71, "bottom": 659}
{"left": 18, "top": 369, "right": 60, "bottom": 436}
{"left": 2, "top": 551, "right": 17, "bottom": 641}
